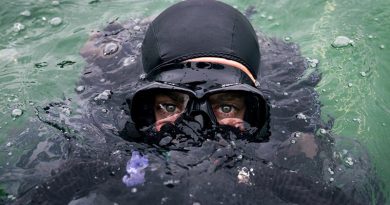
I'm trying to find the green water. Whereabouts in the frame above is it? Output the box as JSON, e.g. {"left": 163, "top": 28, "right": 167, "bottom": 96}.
{"left": 0, "top": 0, "right": 389, "bottom": 202}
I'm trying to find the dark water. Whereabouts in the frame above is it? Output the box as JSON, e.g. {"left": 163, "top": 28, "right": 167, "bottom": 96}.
{"left": 0, "top": 15, "right": 382, "bottom": 204}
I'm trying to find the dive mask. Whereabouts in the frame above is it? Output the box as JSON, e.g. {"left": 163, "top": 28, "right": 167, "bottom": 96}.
{"left": 128, "top": 62, "right": 269, "bottom": 144}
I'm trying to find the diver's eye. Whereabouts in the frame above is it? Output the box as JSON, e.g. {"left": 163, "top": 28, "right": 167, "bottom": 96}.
{"left": 220, "top": 105, "right": 233, "bottom": 113}
{"left": 161, "top": 104, "right": 177, "bottom": 113}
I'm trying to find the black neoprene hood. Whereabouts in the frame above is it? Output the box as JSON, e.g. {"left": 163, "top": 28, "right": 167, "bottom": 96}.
{"left": 141, "top": 0, "right": 260, "bottom": 77}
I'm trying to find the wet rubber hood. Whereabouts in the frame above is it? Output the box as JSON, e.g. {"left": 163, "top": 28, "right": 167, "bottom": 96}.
{"left": 142, "top": 0, "right": 260, "bottom": 77}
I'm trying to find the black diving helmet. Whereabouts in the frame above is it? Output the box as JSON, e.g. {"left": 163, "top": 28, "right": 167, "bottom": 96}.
{"left": 129, "top": 62, "right": 269, "bottom": 142}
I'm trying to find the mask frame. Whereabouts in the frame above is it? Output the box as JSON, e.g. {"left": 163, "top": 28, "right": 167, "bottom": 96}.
{"left": 127, "top": 62, "right": 270, "bottom": 140}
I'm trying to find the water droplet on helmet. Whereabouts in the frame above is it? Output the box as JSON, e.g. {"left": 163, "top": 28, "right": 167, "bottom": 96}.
{"left": 133, "top": 25, "right": 141, "bottom": 31}
{"left": 139, "top": 73, "right": 146, "bottom": 80}
{"left": 123, "top": 56, "right": 136, "bottom": 66}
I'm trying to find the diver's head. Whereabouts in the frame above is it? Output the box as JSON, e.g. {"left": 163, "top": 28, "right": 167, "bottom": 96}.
{"left": 128, "top": 0, "right": 269, "bottom": 144}
{"left": 141, "top": 0, "right": 260, "bottom": 75}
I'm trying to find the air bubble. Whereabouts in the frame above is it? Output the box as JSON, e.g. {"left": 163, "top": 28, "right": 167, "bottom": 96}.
{"left": 133, "top": 25, "right": 141, "bottom": 31}
{"left": 352, "top": 118, "right": 361, "bottom": 123}
{"left": 75, "top": 85, "right": 85, "bottom": 92}
{"left": 61, "top": 107, "right": 71, "bottom": 116}
{"left": 123, "top": 56, "right": 136, "bottom": 66}
{"left": 296, "top": 113, "right": 307, "bottom": 120}
{"left": 345, "top": 157, "right": 354, "bottom": 166}
{"left": 291, "top": 139, "right": 296, "bottom": 144}
{"left": 20, "top": 10, "right": 31, "bottom": 17}
{"left": 103, "top": 42, "right": 119, "bottom": 55}
{"left": 307, "top": 58, "right": 319, "bottom": 68}
{"left": 139, "top": 73, "right": 146, "bottom": 80}
{"left": 237, "top": 167, "right": 251, "bottom": 184}
{"left": 7, "top": 195, "right": 16, "bottom": 200}
{"left": 294, "top": 132, "right": 301, "bottom": 138}
{"left": 49, "top": 17, "right": 62, "bottom": 26}
{"left": 11, "top": 109, "right": 23, "bottom": 117}
{"left": 328, "top": 168, "right": 334, "bottom": 175}
{"left": 320, "top": 128, "right": 327, "bottom": 134}
{"left": 94, "top": 90, "right": 112, "bottom": 101}
{"left": 13, "top": 23, "right": 25, "bottom": 32}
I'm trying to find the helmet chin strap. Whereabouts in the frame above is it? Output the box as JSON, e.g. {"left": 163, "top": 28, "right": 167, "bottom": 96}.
{"left": 185, "top": 57, "right": 257, "bottom": 84}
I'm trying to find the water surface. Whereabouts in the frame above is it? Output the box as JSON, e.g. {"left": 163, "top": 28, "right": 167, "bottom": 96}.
{"left": 0, "top": 0, "right": 389, "bottom": 204}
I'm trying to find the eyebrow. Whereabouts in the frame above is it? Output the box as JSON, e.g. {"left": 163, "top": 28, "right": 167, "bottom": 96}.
{"left": 160, "top": 92, "right": 189, "bottom": 103}
{"left": 211, "top": 93, "right": 244, "bottom": 101}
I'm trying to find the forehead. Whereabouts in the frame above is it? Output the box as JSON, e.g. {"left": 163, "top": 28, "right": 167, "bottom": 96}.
{"left": 155, "top": 91, "right": 189, "bottom": 102}
{"left": 209, "top": 92, "right": 245, "bottom": 101}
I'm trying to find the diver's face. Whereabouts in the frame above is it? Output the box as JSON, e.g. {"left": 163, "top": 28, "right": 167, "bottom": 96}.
{"left": 154, "top": 92, "right": 188, "bottom": 126}
{"left": 154, "top": 92, "right": 246, "bottom": 131}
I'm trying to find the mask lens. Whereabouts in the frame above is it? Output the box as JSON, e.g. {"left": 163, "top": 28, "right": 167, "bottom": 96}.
{"left": 208, "top": 92, "right": 247, "bottom": 130}
{"left": 154, "top": 91, "right": 190, "bottom": 130}
{"left": 207, "top": 90, "right": 267, "bottom": 132}
{"left": 131, "top": 89, "right": 191, "bottom": 129}
{"left": 131, "top": 89, "right": 267, "bottom": 135}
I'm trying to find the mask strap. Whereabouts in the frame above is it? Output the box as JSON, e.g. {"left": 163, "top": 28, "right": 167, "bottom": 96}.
{"left": 185, "top": 57, "right": 257, "bottom": 84}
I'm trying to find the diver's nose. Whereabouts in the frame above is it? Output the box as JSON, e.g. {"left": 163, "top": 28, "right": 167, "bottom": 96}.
{"left": 190, "top": 111, "right": 211, "bottom": 129}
